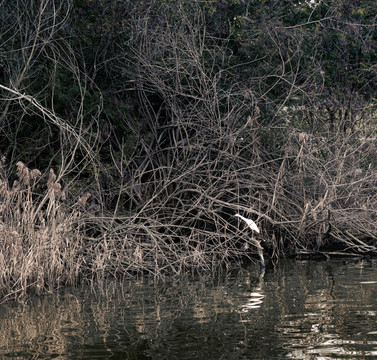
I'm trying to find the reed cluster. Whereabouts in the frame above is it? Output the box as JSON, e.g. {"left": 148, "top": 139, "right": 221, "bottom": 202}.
{"left": 0, "top": 158, "right": 88, "bottom": 302}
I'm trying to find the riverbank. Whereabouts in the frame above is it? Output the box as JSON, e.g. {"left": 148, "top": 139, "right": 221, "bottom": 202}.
{"left": 1, "top": 0, "right": 377, "bottom": 303}
{"left": 1, "top": 158, "right": 376, "bottom": 303}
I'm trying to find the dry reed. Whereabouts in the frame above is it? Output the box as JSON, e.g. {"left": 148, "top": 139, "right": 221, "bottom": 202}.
{"left": 0, "top": 158, "right": 87, "bottom": 302}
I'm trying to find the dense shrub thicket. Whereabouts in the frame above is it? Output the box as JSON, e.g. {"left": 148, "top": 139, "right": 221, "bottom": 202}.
{"left": 0, "top": 0, "right": 376, "bottom": 301}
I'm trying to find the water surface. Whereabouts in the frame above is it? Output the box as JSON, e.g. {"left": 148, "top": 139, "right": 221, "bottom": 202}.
{"left": 1, "top": 259, "right": 376, "bottom": 359}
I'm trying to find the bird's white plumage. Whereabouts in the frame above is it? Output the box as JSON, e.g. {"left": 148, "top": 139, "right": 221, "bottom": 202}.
{"left": 235, "top": 213, "right": 260, "bottom": 233}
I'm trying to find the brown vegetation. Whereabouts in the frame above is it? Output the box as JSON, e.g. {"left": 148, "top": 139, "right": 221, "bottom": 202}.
{"left": 1, "top": 0, "right": 377, "bottom": 302}
{"left": 0, "top": 158, "right": 88, "bottom": 302}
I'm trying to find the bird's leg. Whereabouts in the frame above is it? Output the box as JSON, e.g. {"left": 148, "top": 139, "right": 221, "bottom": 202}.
{"left": 257, "top": 247, "right": 265, "bottom": 269}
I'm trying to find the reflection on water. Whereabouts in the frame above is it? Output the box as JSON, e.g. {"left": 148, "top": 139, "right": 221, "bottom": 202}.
{"left": 238, "top": 272, "right": 265, "bottom": 313}
{"left": 0, "top": 259, "right": 376, "bottom": 359}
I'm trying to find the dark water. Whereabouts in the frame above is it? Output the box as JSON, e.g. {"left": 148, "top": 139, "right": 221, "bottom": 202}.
{"left": 1, "top": 259, "right": 376, "bottom": 359}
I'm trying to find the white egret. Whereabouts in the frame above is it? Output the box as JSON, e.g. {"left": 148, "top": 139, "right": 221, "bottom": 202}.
{"left": 235, "top": 213, "right": 260, "bottom": 233}
{"left": 235, "top": 213, "right": 265, "bottom": 269}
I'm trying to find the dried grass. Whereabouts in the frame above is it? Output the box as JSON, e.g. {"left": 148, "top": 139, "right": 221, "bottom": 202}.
{"left": 0, "top": 158, "right": 87, "bottom": 302}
